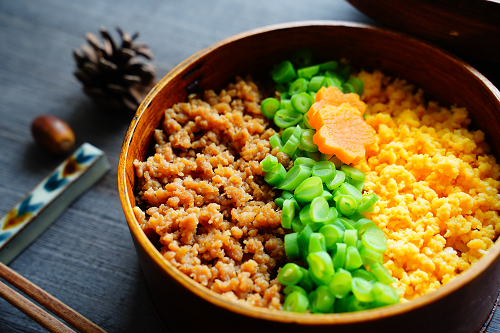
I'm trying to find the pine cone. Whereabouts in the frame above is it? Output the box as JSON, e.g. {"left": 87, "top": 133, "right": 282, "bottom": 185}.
{"left": 73, "top": 26, "right": 156, "bottom": 113}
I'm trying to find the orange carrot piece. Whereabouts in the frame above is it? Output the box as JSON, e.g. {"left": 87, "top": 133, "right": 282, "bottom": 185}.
{"left": 308, "top": 103, "right": 362, "bottom": 130}
{"left": 314, "top": 86, "right": 366, "bottom": 115}
{"left": 306, "top": 100, "right": 326, "bottom": 124}
{"left": 311, "top": 104, "right": 376, "bottom": 164}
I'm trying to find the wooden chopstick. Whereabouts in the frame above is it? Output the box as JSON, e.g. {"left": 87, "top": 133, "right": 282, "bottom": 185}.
{"left": 0, "top": 262, "right": 107, "bottom": 333}
{"left": 0, "top": 280, "right": 76, "bottom": 333}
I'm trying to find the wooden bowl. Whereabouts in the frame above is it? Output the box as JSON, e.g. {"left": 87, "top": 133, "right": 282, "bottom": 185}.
{"left": 346, "top": 0, "right": 500, "bottom": 62}
{"left": 118, "top": 21, "right": 500, "bottom": 333}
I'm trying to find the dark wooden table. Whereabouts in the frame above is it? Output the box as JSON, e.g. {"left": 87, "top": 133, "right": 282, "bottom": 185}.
{"left": 0, "top": 1, "right": 499, "bottom": 332}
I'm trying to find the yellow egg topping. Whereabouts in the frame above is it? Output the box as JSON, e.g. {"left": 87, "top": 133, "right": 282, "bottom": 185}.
{"left": 356, "top": 70, "right": 500, "bottom": 302}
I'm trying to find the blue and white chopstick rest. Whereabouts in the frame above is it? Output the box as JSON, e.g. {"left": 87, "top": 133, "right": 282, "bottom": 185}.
{"left": 0, "top": 143, "right": 110, "bottom": 264}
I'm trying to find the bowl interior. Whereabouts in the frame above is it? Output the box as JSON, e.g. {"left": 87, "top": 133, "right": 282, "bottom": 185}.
{"left": 119, "top": 21, "right": 500, "bottom": 325}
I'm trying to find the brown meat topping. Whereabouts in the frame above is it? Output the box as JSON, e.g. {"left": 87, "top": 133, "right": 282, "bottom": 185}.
{"left": 133, "top": 77, "right": 289, "bottom": 309}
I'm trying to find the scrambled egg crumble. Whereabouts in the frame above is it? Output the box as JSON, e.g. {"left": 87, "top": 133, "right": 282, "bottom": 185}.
{"left": 357, "top": 70, "right": 500, "bottom": 302}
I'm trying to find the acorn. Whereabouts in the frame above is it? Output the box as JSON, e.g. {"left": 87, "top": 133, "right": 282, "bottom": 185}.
{"left": 31, "top": 115, "right": 75, "bottom": 154}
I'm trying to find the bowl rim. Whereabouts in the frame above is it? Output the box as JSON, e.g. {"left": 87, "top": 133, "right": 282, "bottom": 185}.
{"left": 118, "top": 20, "right": 500, "bottom": 324}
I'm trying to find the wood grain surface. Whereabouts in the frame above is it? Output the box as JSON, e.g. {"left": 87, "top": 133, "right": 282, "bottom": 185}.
{"left": 0, "top": 1, "right": 498, "bottom": 332}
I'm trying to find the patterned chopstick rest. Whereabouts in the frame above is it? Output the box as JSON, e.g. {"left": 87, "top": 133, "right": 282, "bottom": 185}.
{"left": 0, "top": 143, "right": 110, "bottom": 264}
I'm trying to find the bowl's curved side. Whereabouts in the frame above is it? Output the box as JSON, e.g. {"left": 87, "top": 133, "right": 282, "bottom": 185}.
{"left": 346, "top": 0, "right": 500, "bottom": 62}
{"left": 118, "top": 21, "right": 500, "bottom": 332}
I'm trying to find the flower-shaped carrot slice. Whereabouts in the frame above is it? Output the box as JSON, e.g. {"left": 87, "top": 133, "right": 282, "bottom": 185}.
{"left": 311, "top": 104, "right": 376, "bottom": 165}
{"left": 314, "top": 86, "right": 366, "bottom": 115}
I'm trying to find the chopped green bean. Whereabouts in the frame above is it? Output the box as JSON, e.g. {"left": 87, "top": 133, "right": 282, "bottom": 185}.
{"left": 319, "top": 224, "right": 344, "bottom": 250}
{"left": 294, "top": 157, "right": 317, "bottom": 168}
{"left": 359, "top": 245, "right": 384, "bottom": 265}
{"left": 335, "top": 293, "right": 351, "bottom": 313}
{"left": 346, "top": 294, "right": 372, "bottom": 312}
{"left": 298, "top": 223, "right": 313, "bottom": 252}
{"left": 309, "top": 285, "right": 335, "bottom": 313}
{"left": 299, "top": 204, "right": 313, "bottom": 225}
{"left": 337, "top": 183, "right": 363, "bottom": 205}
{"left": 308, "top": 76, "right": 326, "bottom": 92}
{"left": 274, "top": 109, "right": 302, "bottom": 128}
{"left": 344, "top": 246, "right": 363, "bottom": 271}
{"left": 278, "top": 263, "right": 304, "bottom": 285}
{"left": 294, "top": 176, "right": 323, "bottom": 202}
{"left": 309, "top": 91, "right": 316, "bottom": 100}
{"left": 362, "top": 227, "right": 387, "bottom": 253}
{"left": 297, "top": 65, "right": 320, "bottom": 80}
{"left": 283, "top": 290, "right": 309, "bottom": 313}
{"left": 371, "top": 282, "right": 399, "bottom": 306}
{"left": 299, "top": 129, "right": 319, "bottom": 152}
{"left": 333, "top": 242, "right": 347, "bottom": 269}
{"left": 280, "top": 99, "right": 294, "bottom": 111}
{"left": 336, "top": 217, "right": 357, "bottom": 230}
{"left": 322, "top": 207, "right": 338, "bottom": 225}
{"left": 342, "top": 82, "right": 356, "bottom": 94}
{"left": 312, "top": 161, "right": 337, "bottom": 183}
{"left": 341, "top": 164, "right": 366, "bottom": 182}
{"left": 303, "top": 113, "right": 314, "bottom": 129}
{"left": 354, "top": 218, "right": 377, "bottom": 236}
{"left": 289, "top": 78, "right": 309, "bottom": 96}
{"left": 356, "top": 193, "right": 379, "bottom": 213}
{"left": 326, "top": 170, "right": 346, "bottom": 190}
{"left": 261, "top": 97, "right": 280, "bottom": 119}
{"left": 269, "top": 134, "right": 283, "bottom": 151}
{"left": 280, "top": 91, "right": 290, "bottom": 100}
{"left": 264, "top": 163, "right": 286, "bottom": 186}
{"left": 307, "top": 251, "right": 334, "bottom": 285}
{"left": 278, "top": 165, "right": 312, "bottom": 191}
{"left": 324, "top": 77, "right": 342, "bottom": 90}
{"left": 291, "top": 92, "right": 312, "bottom": 114}
{"left": 310, "top": 196, "right": 330, "bottom": 222}
{"left": 370, "top": 263, "right": 395, "bottom": 285}
{"left": 336, "top": 195, "right": 358, "bottom": 216}
{"left": 281, "top": 198, "right": 295, "bottom": 229}
{"left": 351, "top": 277, "right": 375, "bottom": 303}
{"left": 351, "top": 268, "right": 377, "bottom": 283}
{"left": 274, "top": 197, "right": 284, "bottom": 208}
{"left": 291, "top": 124, "right": 303, "bottom": 140}
{"left": 291, "top": 216, "right": 304, "bottom": 233}
{"left": 283, "top": 285, "right": 307, "bottom": 296}
{"left": 324, "top": 71, "right": 343, "bottom": 86}
{"left": 291, "top": 149, "right": 304, "bottom": 160}
{"left": 348, "top": 212, "right": 365, "bottom": 222}
{"left": 261, "top": 155, "right": 278, "bottom": 172}
{"left": 282, "top": 191, "right": 301, "bottom": 210}
{"left": 309, "top": 232, "right": 326, "bottom": 253}
{"left": 284, "top": 233, "right": 300, "bottom": 259}
{"left": 282, "top": 126, "right": 295, "bottom": 143}
{"left": 343, "top": 229, "right": 358, "bottom": 248}
{"left": 329, "top": 268, "right": 352, "bottom": 299}
{"left": 299, "top": 267, "right": 315, "bottom": 292}
{"left": 272, "top": 60, "right": 297, "bottom": 83}
{"left": 348, "top": 178, "right": 364, "bottom": 192}
{"left": 282, "top": 134, "right": 300, "bottom": 156}
{"left": 321, "top": 190, "right": 333, "bottom": 202}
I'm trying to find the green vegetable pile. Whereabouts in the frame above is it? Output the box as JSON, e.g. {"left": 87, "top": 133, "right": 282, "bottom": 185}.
{"left": 260, "top": 47, "right": 364, "bottom": 131}
{"left": 260, "top": 49, "right": 400, "bottom": 314}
